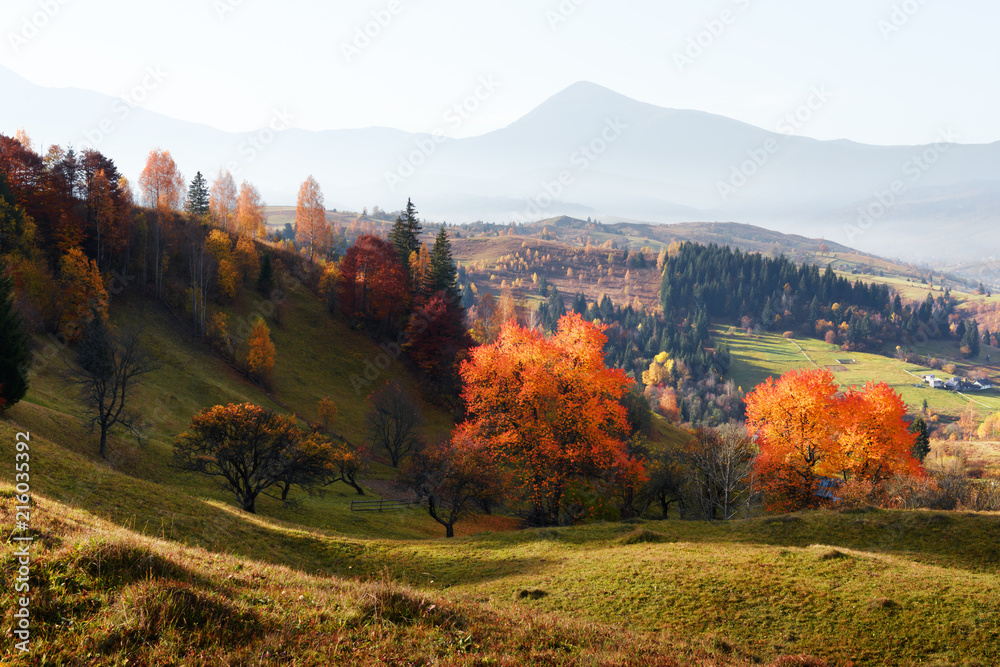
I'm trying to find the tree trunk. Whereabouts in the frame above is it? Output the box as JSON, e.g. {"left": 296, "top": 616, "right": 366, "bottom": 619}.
{"left": 445, "top": 524, "right": 454, "bottom": 538}
{"left": 242, "top": 495, "right": 256, "bottom": 513}
{"left": 99, "top": 424, "right": 108, "bottom": 459}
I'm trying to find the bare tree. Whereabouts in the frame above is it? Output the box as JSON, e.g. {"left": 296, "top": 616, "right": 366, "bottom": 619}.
{"left": 684, "top": 424, "right": 758, "bottom": 521}
{"left": 366, "top": 383, "right": 422, "bottom": 467}
{"left": 396, "top": 436, "right": 502, "bottom": 538}
{"left": 65, "top": 319, "right": 158, "bottom": 459}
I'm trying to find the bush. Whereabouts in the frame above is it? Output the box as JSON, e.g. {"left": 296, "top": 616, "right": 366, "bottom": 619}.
{"left": 943, "top": 363, "right": 957, "bottom": 375}
{"left": 783, "top": 331, "right": 795, "bottom": 339}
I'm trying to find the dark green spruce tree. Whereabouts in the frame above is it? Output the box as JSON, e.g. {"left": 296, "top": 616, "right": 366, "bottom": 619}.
{"left": 0, "top": 261, "right": 30, "bottom": 408}
{"left": 186, "top": 171, "right": 210, "bottom": 216}
{"left": 389, "top": 198, "right": 422, "bottom": 271}
{"left": 908, "top": 417, "right": 931, "bottom": 462}
{"left": 258, "top": 252, "right": 276, "bottom": 294}
{"left": 425, "top": 226, "right": 458, "bottom": 298}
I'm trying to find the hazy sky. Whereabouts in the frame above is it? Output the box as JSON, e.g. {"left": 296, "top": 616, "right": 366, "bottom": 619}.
{"left": 3, "top": 0, "right": 998, "bottom": 145}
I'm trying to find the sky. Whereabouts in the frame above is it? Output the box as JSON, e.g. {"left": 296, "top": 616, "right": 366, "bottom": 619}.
{"left": 3, "top": 0, "right": 999, "bottom": 146}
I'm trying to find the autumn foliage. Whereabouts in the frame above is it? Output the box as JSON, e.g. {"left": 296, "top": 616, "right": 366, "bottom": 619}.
{"left": 745, "top": 369, "right": 922, "bottom": 512}
{"left": 338, "top": 234, "right": 408, "bottom": 323}
{"left": 244, "top": 316, "right": 275, "bottom": 386}
{"left": 455, "top": 313, "right": 640, "bottom": 526}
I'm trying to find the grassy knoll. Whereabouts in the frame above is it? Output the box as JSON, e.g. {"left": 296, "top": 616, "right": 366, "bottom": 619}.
{"left": 3, "top": 460, "right": 999, "bottom": 665}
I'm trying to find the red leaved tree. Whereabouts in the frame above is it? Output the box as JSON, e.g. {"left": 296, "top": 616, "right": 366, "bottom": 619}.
{"left": 455, "top": 313, "right": 637, "bottom": 526}
{"left": 403, "top": 290, "right": 474, "bottom": 391}
{"left": 338, "top": 234, "right": 408, "bottom": 325}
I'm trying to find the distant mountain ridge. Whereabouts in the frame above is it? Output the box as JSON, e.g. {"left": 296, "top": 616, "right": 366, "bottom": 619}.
{"left": 3, "top": 69, "right": 998, "bottom": 261}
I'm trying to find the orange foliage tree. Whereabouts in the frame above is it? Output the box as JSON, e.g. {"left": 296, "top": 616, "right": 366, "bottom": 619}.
{"left": 59, "top": 247, "right": 108, "bottom": 340}
{"left": 245, "top": 316, "right": 275, "bottom": 385}
{"left": 455, "top": 313, "right": 640, "bottom": 526}
{"left": 235, "top": 181, "right": 265, "bottom": 239}
{"left": 138, "top": 149, "right": 184, "bottom": 212}
{"left": 745, "top": 369, "right": 921, "bottom": 512}
{"left": 295, "top": 175, "right": 330, "bottom": 260}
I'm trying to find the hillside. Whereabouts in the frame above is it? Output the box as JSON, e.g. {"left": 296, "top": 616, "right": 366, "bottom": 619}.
{"left": 4, "top": 457, "right": 999, "bottom": 665}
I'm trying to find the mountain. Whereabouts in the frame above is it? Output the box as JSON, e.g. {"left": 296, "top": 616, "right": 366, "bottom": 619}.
{"left": 3, "top": 69, "right": 999, "bottom": 261}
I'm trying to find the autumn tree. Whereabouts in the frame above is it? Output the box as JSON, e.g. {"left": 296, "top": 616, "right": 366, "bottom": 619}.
{"left": 138, "top": 148, "right": 184, "bottom": 212}
{"left": 366, "top": 383, "right": 422, "bottom": 467}
{"left": 173, "top": 403, "right": 320, "bottom": 513}
{"left": 206, "top": 230, "right": 238, "bottom": 299}
{"left": 65, "top": 320, "right": 157, "bottom": 459}
{"left": 59, "top": 247, "right": 109, "bottom": 340}
{"left": 235, "top": 181, "right": 266, "bottom": 239}
{"left": 186, "top": 171, "right": 210, "bottom": 216}
{"left": 234, "top": 235, "right": 260, "bottom": 286}
{"left": 295, "top": 175, "right": 330, "bottom": 261}
{"left": 244, "top": 316, "right": 275, "bottom": 386}
{"left": 338, "top": 234, "right": 408, "bottom": 325}
{"left": 403, "top": 290, "right": 474, "bottom": 392}
{"left": 0, "top": 261, "right": 30, "bottom": 408}
{"left": 397, "top": 435, "right": 503, "bottom": 537}
{"left": 317, "top": 396, "right": 338, "bottom": 432}
{"left": 836, "top": 382, "right": 922, "bottom": 483}
{"left": 746, "top": 369, "right": 921, "bottom": 512}
{"left": 455, "top": 313, "right": 635, "bottom": 526}
{"left": 209, "top": 169, "right": 238, "bottom": 232}
{"left": 138, "top": 149, "right": 184, "bottom": 297}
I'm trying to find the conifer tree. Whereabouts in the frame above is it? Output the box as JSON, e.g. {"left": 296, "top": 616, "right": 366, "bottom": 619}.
{"left": 426, "top": 226, "right": 458, "bottom": 297}
{"left": 908, "top": 417, "right": 931, "bottom": 462}
{"left": 389, "top": 198, "right": 422, "bottom": 270}
{"left": 186, "top": 171, "right": 210, "bottom": 216}
{"left": 0, "top": 261, "right": 29, "bottom": 408}
{"left": 257, "top": 251, "right": 275, "bottom": 294}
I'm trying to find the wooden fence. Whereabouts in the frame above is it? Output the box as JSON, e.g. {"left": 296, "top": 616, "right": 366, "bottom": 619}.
{"left": 350, "top": 499, "right": 415, "bottom": 512}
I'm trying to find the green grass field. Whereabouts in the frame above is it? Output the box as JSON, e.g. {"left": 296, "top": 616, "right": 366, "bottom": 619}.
{"left": 3, "top": 281, "right": 1000, "bottom": 664}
